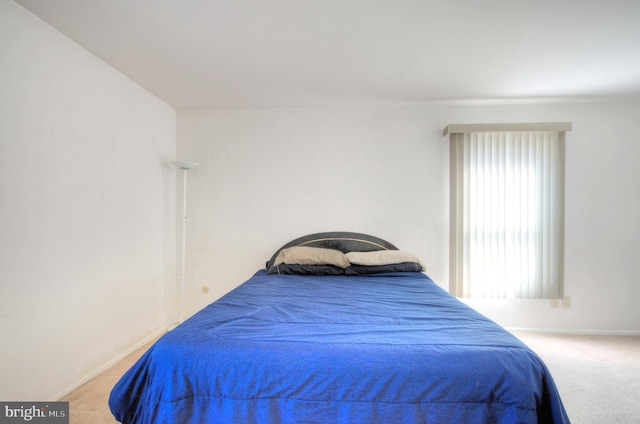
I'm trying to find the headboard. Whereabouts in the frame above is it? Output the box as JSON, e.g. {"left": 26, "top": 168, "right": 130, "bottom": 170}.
{"left": 266, "top": 231, "right": 398, "bottom": 269}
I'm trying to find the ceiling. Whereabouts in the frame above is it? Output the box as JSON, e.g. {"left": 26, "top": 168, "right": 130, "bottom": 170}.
{"left": 16, "top": 0, "right": 640, "bottom": 109}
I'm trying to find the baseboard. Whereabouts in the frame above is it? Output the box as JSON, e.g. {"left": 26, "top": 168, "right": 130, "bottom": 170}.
{"left": 53, "top": 324, "right": 170, "bottom": 401}
{"left": 507, "top": 327, "right": 640, "bottom": 336}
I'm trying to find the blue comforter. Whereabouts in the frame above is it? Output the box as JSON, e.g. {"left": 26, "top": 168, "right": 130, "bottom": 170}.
{"left": 109, "top": 270, "right": 569, "bottom": 423}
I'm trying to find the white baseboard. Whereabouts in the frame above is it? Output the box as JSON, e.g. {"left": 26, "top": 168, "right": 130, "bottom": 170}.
{"left": 507, "top": 327, "right": 640, "bottom": 336}
{"left": 53, "top": 325, "right": 170, "bottom": 401}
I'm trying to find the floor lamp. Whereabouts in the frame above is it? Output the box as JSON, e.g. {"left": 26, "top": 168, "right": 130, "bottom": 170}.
{"left": 171, "top": 160, "right": 199, "bottom": 324}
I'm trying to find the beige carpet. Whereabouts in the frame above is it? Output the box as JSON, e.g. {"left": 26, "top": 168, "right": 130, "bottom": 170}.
{"left": 513, "top": 331, "right": 640, "bottom": 424}
{"left": 61, "top": 340, "right": 155, "bottom": 424}
{"left": 64, "top": 332, "right": 640, "bottom": 423}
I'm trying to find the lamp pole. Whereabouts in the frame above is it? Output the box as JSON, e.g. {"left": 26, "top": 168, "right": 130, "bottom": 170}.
{"left": 171, "top": 161, "right": 199, "bottom": 324}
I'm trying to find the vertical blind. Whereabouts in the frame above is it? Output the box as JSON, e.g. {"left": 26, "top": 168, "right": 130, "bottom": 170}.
{"left": 445, "top": 123, "right": 570, "bottom": 299}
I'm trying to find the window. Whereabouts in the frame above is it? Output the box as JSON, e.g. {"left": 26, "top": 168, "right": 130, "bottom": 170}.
{"left": 444, "top": 123, "right": 571, "bottom": 299}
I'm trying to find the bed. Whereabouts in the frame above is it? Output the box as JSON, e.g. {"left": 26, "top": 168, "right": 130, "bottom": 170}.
{"left": 109, "top": 232, "right": 569, "bottom": 423}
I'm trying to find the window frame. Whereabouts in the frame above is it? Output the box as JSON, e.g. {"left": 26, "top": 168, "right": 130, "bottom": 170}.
{"left": 443, "top": 122, "right": 571, "bottom": 300}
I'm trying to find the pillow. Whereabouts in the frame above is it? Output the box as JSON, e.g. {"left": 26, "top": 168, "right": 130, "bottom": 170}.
{"left": 345, "top": 262, "right": 423, "bottom": 275}
{"left": 345, "top": 250, "right": 425, "bottom": 268}
{"left": 268, "top": 264, "right": 345, "bottom": 275}
{"left": 272, "top": 246, "right": 350, "bottom": 269}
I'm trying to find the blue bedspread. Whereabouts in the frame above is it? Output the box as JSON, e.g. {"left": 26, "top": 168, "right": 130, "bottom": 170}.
{"left": 109, "top": 271, "right": 569, "bottom": 423}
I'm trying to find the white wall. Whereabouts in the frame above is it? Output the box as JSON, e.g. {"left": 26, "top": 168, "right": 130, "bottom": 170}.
{"left": 178, "top": 98, "right": 640, "bottom": 333}
{"left": 0, "top": 1, "right": 176, "bottom": 400}
{"left": 177, "top": 107, "right": 449, "bottom": 314}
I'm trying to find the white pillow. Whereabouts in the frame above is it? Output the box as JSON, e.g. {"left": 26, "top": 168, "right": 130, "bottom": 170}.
{"left": 273, "top": 246, "right": 350, "bottom": 269}
{"left": 345, "top": 250, "right": 425, "bottom": 268}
